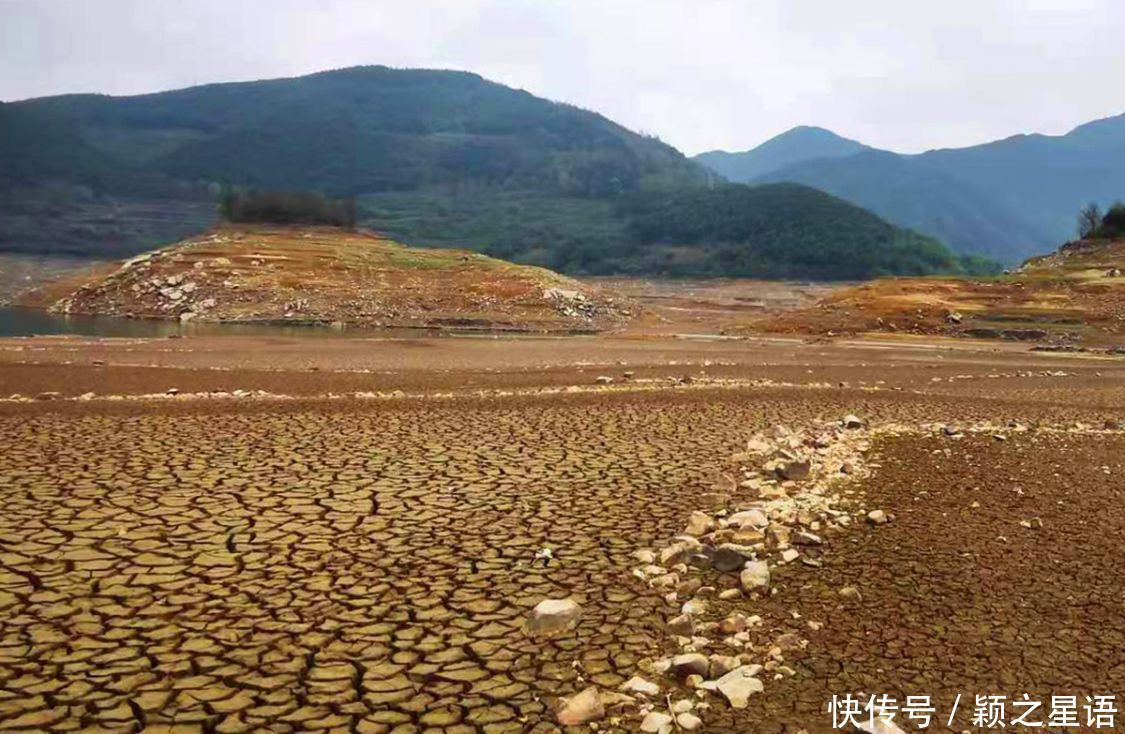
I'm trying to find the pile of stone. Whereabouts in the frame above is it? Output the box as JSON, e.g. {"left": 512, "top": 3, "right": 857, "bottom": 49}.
{"left": 621, "top": 414, "right": 887, "bottom": 730}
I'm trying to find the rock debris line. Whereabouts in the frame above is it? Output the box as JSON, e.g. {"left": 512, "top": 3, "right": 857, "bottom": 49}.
{"left": 2, "top": 376, "right": 836, "bottom": 404}
{"left": 551, "top": 415, "right": 1125, "bottom": 733}
{"left": 1, "top": 388, "right": 1121, "bottom": 734}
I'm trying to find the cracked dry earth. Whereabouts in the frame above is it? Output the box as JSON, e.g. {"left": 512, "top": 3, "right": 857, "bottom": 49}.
{"left": 2, "top": 343, "right": 1125, "bottom": 733}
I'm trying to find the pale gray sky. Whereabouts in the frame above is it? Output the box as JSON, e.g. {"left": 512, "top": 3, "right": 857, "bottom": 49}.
{"left": 2, "top": 0, "right": 1124, "bottom": 155}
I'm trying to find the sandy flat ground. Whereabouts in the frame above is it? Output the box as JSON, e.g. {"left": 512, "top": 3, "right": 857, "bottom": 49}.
{"left": 1, "top": 330, "right": 1124, "bottom": 733}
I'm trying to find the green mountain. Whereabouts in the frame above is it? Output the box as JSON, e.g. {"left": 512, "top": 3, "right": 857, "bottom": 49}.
{"left": 0, "top": 65, "right": 986, "bottom": 279}
{"left": 694, "top": 126, "right": 870, "bottom": 182}
{"left": 697, "top": 115, "right": 1125, "bottom": 263}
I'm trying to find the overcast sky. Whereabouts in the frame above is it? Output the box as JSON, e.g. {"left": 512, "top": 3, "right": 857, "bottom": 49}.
{"left": 3, "top": 0, "right": 1124, "bottom": 155}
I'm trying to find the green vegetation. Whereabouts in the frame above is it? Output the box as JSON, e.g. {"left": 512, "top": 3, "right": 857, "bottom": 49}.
{"left": 219, "top": 187, "right": 357, "bottom": 228}
{"left": 1080, "top": 201, "right": 1125, "bottom": 239}
{"left": 362, "top": 183, "right": 1000, "bottom": 279}
{"left": 700, "top": 114, "right": 1125, "bottom": 263}
{"left": 5, "top": 65, "right": 995, "bottom": 279}
{"left": 5, "top": 66, "right": 703, "bottom": 198}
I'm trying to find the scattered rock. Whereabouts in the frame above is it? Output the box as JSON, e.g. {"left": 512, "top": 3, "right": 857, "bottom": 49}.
{"left": 838, "top": 586, "right": 862, "bottom": 602}
{"left": 633, "top": 549, "right": 656, "bottom": 564}
{"left": 712, "top": 544, "right": 754, "bottom": 573}
{"left": 595, "top": 375, "right": 614, "bottom": 385}
{"left": 776, "top": 459, "right": 811, "bottom": 481}
{"left": 718, "top": 614, "right": 748, "bottom": 634}
{"left": 555, "top": 685, "right": 604, "bottom": 726}
{"left": 708, "top": 654, "right": 742, "bottom": 678}
{"left": 619, "top": 676, "right": 660, "bottom": 697}
{"left": 858, "top": 716, "right": 908, "bottom": 734}
{"left": 640, "top": 711, "right": 674, "bottom": 734}
{"left": 714, "top": 666, "right": 764, "bottom": 709}
{"left": 684, "top": 511, "right": 715, "bottom": 536}
{"left": 667, "top": 613, "right": 694, "bottom": 637}
{"left": 727, "top": 509, "right": 769, "bottom": 529}
{"left": 791, "top": 531, "right": 822, "bottom": 546}
{"left": 842, "top": 414, "right": 865, "bottom": 429}
{"left": 677, "top": 713, "right": 703, "bottom": 730}
{"left": 866, "top": 509, "right": 888, "bottom": 525}
{"left": 670, "top": 653, "right": 710, "bottom": 678}
{"left": 523, "top": 598, "right": 582, "bottom": 638}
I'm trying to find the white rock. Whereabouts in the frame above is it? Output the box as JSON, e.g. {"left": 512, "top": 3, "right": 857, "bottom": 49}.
{"left": 740, "top": 561, "right": 770, "bottom": 593}
{"left": 671, "top": 699, "right": 694, "bottom": 714}
{"left": 780, "top": 548, "right": 799, "bottom": 563}
{"left": 555, "top": 685, "right": 604, "bottom": 726}
{"left": 727, "top": 509, "right": 769, "bottom": 529}
{"left": 677, "top": 713, "right": 704, "bottom": 730}
{"left": 867, "top": 510, "right": 888, "bottom": 525}
{"left": 524, "top": 598, "right": 582, "bottom": 637}
{"left": 714, "top": 666, "right": 764, "bottom": 709}
{"left": 640, "top": 711, "right": 674, "bottom": 734}
{"left": 633, "top": 549, "right": 656, "bottom": 564}
{"left": 619, "top": 676, "right": 661, "bottom": 697}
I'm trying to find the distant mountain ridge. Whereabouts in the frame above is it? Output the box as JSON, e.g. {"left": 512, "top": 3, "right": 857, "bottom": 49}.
{"left": 694, "top": 115, "right": 1125, "bottom": 263}
{"left": 694, "top": 126, "right": 870, "bottom": 182}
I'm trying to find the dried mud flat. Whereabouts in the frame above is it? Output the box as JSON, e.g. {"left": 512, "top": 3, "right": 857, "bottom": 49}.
{"left": 1, "top": 334, "right": 1125, "bottom": 733}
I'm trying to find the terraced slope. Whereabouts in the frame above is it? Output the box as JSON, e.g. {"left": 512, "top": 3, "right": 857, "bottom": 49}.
{"left": 19, "top": 225, "right": 635, "bottom": 332}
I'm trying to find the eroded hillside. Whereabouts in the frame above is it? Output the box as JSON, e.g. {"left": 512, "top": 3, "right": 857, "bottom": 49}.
{"left": 19, "top": 225, "right": 636, "bottom": 332}
{"left": 761, "top": 238, "right": 1125, "bottom": 345}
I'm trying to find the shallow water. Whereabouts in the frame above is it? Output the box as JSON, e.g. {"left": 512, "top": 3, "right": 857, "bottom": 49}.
{"left": 0, "top": 306, "right": 583, "bottom": 339}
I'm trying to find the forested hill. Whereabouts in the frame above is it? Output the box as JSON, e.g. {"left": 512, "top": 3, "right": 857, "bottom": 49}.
{"left": 370, "top": 183, "right": 998, "bottom": 279}
{"left": 2, "top": 66, "right": 705, "bottom": 197}
{"left": 1, "top": 65, "right": 991, "bottom": 279}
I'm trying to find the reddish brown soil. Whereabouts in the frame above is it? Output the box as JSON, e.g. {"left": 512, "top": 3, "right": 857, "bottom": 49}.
{"left": 18, "top": 225, "right": 634, "bottom": 332}
{"left": 761, "top": 239, "right": 1125, "bottom": 346}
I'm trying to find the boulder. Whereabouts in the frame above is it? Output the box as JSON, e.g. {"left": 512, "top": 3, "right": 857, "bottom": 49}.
{"left": 555, "top": 685, "right": 604, "bottom": 726}
{"left": 866, "top": 510, "right": 888, "bottom": 525}
{"left": 524, "top": 598, "right": 582, "bottom": 638}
